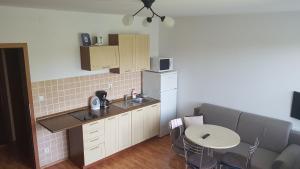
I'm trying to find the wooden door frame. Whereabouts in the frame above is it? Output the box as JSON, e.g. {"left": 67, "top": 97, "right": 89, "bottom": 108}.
{"left": 0, "top": 43, "right": 40, "bottom": 169}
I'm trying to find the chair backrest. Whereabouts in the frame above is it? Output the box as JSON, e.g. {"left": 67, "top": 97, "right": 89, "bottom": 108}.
{"left": 169, "top": 118, "right": 183, "bottom": 130}
{"left": 169, "top": 118, "right": 184, "bottom": 146}
{"left": 183, "top": 136, "right": 205, "bottom": 168}
{"left": 246, "top": 137, "right": 260, "bottom": 169}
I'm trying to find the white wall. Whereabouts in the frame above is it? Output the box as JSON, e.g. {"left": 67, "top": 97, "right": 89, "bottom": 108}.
{"left": 0, "top": 6, "right": 159, "bottom": 82}
{"left": 159, "top": 12, "right": 300, "bottom": 130}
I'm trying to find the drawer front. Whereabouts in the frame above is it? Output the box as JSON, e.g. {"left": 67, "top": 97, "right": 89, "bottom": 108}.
{"left": 84, "top": 143, "right": 105, "bottom": 165}
{"left": 84, "top": 136, "right": 105, "bottom": 149}
{"left": 83, "top": 120, "right": 104, "bottom": 132}
{"left": 83, "top": 128, "right": 104, "bottom": 141}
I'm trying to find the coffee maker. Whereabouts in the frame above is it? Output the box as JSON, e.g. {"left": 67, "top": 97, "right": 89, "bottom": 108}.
{"left": 96, "top": 90, "right": 109, "bottom": 109}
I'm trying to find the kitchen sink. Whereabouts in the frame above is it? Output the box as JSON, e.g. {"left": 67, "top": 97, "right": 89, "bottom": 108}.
{"left": 112, "top": 97, "right": 153, "bottom": 109}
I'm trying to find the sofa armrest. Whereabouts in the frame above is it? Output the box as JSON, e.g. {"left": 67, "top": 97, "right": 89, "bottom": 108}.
{"left": 272, "top": 144, "right": 300, "bottom": 169}
{"left": 289, "top": 130, "right": 300, "bottom": 145}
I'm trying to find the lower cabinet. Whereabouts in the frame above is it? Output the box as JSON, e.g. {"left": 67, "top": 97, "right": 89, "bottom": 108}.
{"left": 132, "top": 103, "right": 161, "bottom": 144}
{"left": 104, "top": 115, "right": 119, "bottom": 157}
{"left": 68, "top": 103, "right": 160, "bottom": 169}
{"left": 132, "top": 108, "right": 145, "bottom": 145}
{"left": 118, "top": 111, "right": 132, "bottom": 151}
{"left": 144, "top": 103, "right": 160, "bottom": 139}
{"left": 84, "top": 143, "right": 105, "bottom": 165}
{"left": 69, "top": 119, "right": 106, "bottom": 168}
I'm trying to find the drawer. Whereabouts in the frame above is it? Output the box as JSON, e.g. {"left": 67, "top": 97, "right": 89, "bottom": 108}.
{"left": 83, "top": 119, "right": 104, "bottom": 132}
{"left": 83, "top": 128, "right": 104, "bottom": 140}
{"left": 84, "top": 136, "right": 105, "bottom": 149}
{"left": 84, "top": 143, "right": 105, "bottom": 165}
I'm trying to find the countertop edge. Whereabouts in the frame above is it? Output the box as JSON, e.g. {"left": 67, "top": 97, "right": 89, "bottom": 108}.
{"left": 36, "top": 99, "right": 160, "bottom": 133}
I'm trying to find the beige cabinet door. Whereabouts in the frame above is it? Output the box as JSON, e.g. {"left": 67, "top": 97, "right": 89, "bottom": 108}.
{"left": 118, "top": 111, "right": 132, "bottom": 151}
{"left": 149, "top": 103, "right": 160, "bottom": 137}
{"left": 131, "top": 108, "right": 145, "bottom": 145}
{"left": 144, "top": 103, "right": 161, "bottom": 139}
{"left": 84, "top": 143, "right": 105, "bottom": 165}
{"left": 135, "top": 35, "right": 150, "bottom": 71}
{"left": 89, "top": 46, "right": 119, "bottom": 70}
{"left": 118, "top": 35, "right": 135, "bottom": 73}
{"left": 104, "top": 115, "right": 119, "bottom": 157}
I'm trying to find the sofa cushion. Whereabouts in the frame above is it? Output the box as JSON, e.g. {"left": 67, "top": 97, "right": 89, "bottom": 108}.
{"left": 198, "top": 103, "right": 241, "bottom": 131}
{"left": 215, "top": 142, "right": 278, "bottom": 169}
{"left": 237, "top": 112, "right": 292, "bottom": 153}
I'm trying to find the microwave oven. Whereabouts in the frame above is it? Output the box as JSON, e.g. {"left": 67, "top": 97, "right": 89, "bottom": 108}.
{"left": 150, "top": 57, "right": 174, "bottom": 72}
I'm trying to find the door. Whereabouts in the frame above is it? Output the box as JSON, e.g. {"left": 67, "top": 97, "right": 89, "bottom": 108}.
{"left": 0, "top": 44, "right": 40, "bottom": 169}
{"left": 135, "top": 35, "right": 150, "bottom": 71}
{"left": 161, "top": 71, "right": 177, "bottom": 92}
{"left": 0, "top": 49, "right": 13, "bottom": 145}
{"left": 149, "top": 103, "right": 160, "bottom": 137}
{"left": 118, "top": 112, "right": 132, "bottom": 151}
{"left": 118, "top": 35, "right": 135, "bottom": 73}
{"left": 90, "top": 46, "right": 119, "bottom": 70}
{"left": 144, "top": 103, "right": 160, "bottom": 139}
{"left": 131, "top": 108, "right": 144, "bottom": 145}
{"left": 104, "top": 115, "right": 119, "bottom": 156}
{"left": 160, "top": 89, "right": 177, "bottom": 137}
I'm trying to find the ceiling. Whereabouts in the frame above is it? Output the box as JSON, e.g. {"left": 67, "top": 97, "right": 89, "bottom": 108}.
{"left": 0, "top": 0, "right": 300, "bottom": 16}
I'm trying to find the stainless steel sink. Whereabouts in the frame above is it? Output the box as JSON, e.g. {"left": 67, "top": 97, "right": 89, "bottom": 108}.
{"left": 112, "top": 97, "right": 153, "bottom": 109}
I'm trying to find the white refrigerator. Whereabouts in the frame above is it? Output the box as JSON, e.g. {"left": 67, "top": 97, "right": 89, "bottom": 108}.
{"left": 142, "top": 71, "right": 177, "bottom": 137}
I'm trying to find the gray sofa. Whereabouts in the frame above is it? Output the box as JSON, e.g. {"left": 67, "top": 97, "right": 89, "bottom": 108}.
{"left": 194, "top": 103, "right": 300, "bottom": 169}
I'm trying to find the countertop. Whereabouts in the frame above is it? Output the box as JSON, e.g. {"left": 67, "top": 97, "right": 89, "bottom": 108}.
{"left": 37, "top": 98, "right": 160, "bottom": 133}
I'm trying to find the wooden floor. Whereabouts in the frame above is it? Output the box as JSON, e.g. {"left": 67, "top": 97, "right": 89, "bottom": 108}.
{"left": 0, "top": 136, "right": 185, "bottom": 169}
{"left": 0, "top": 144, "right": 31, "bottom": 169}
{"left": 47, "top": 136, "right": 185, "bottom": 169}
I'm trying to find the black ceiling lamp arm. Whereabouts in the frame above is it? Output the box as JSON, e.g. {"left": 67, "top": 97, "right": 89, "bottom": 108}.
{"left": 133, "top": 6, "right": 145, "bottom": 16}
{"left": 132, "top": 0, "right": 166, "bottom": 22}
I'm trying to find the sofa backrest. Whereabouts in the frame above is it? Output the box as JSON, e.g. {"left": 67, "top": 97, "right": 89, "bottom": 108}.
{"left": 237, "top": 112, "right": 292, "bottom": 153}
{"left": 195, "top": 103, "right": 241, "bottom": 131}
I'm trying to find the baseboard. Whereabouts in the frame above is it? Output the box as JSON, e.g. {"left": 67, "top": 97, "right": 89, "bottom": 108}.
{"left": 40, "top": 158, "right": 68, "bottom": 169}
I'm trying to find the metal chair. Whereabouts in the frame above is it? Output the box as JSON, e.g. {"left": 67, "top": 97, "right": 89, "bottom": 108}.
{"left": 169, "top": 118, "right": 185, "bottom": 156}
{"left": 183, "top": 136, "right": 218, "bottom": 169}
{"left": 220, "top": 138, "right": 260, "bottom": 169}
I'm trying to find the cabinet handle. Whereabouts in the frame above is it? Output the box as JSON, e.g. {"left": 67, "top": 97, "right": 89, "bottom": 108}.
{"left": 125, "top": 70, "right": 130, "bottom": 73}
{"left": 108, "top": 117, "right": 115, "bottom": 120}
{"left": 102, "top": 65, "right": 110, "bottom": 69}
{"left": 137, "top": 109, "right": 143, "bottom": 112}
{"left": 89, "top": 130, "right": 98, "bottom": 134}
{"left": 89, "top": 145, "right": 99, "bottom": 151}
{"left": 89, "top": 137, "right": 99, "bottom": 143}
{"left": 89, "top": 122, "right": 98, "bottom": 126}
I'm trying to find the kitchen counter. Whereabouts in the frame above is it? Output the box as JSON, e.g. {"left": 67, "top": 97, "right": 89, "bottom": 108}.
{"left": 37, "top": 98, "right": 160, "bottom": 133}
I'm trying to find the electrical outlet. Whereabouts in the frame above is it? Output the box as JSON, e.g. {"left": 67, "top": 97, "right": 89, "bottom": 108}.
{"left": 108, "top": 83, "right": 113, "bottom": 89}
{"left": 44, "top": 147, "right": 50, "bottom": 154}
{"left": 38, "top": 96, "right": 44, "bottom": 102}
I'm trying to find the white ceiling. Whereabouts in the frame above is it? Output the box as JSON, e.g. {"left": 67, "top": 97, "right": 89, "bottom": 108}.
{"left": 0, "top": 0, "right": 300, "bottom": 16}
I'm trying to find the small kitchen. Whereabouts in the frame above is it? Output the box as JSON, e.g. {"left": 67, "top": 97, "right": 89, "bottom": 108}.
{"left": 33, "top": 33, "right": 177, "bottom": 168}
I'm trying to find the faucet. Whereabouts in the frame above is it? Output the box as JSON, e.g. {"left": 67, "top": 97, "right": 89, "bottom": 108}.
{"left": 124, "top": 94, "right": 129, "bottom": 102}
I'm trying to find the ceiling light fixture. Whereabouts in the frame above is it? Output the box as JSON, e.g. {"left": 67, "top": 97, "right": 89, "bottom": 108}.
{"left": 122, "top": 0, "right": 175, "bottom": 28}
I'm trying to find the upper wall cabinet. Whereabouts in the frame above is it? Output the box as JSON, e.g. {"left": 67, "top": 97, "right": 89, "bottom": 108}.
{"left": 80, "top": 46, "right": 119, "bottom": 71}
{"left": 109, "top": 34, "right": 150, "bottom": 74}
{"left": 135, "top": 35, "right": 150, "bottom": 72}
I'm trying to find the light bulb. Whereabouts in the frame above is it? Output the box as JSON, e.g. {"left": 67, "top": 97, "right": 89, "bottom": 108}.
{"left": 163, "top": 17, "right": 175, "bottom": 28}
{"left": 122, "top": 15, "right": 134, "bottom": 26}
{"left": 142, "top": 17, "right": 152, "bottom": 27}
